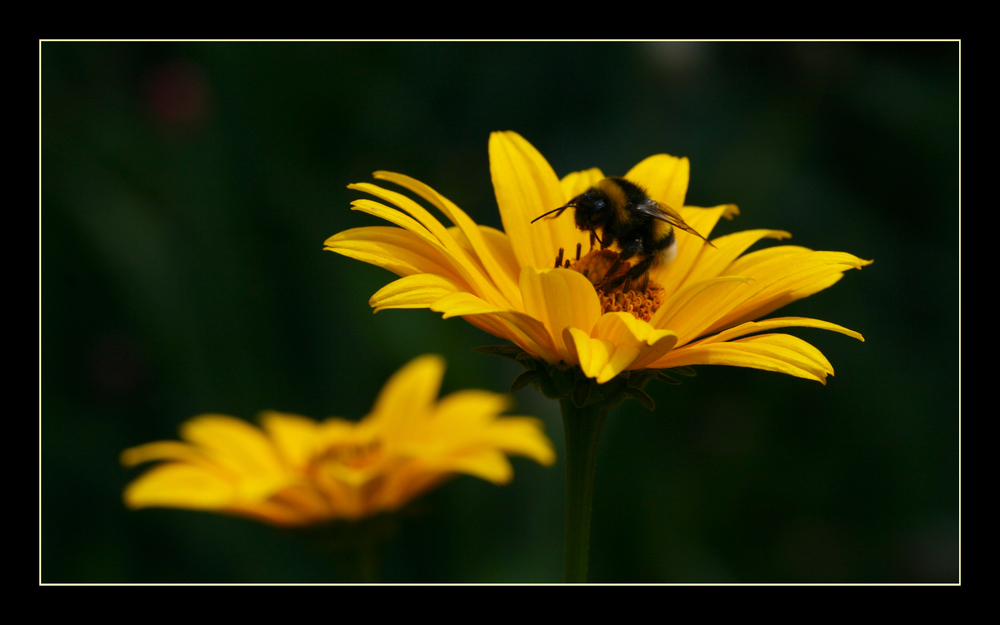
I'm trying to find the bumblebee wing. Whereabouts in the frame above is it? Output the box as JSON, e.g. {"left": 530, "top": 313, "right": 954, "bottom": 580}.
{"left": 634, "top": 199, "right": 714, "bottom": 245}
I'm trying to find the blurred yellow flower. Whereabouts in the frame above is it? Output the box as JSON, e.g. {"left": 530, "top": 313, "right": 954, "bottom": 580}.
{"left": 121, "top": 355, "right": 555, "bottom": 526}
{"left": 326, "top": 131, "right": 871, "bottom": 385}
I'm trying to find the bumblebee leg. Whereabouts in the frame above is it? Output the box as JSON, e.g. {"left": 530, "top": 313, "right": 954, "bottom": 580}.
{"left": 603, "top": 273, "right": 627, "bottom": 291}
{"left": 606, "top": 254, "right": 655, "bottom": 292}
{"left": 624, "top": 255, "right": 656, "bottom": 291}
{"left": 597, "top": 237, "right": 640, "bottom": 291}
{"left": 598, "top": 257, "right": 622, "bottom": 290}
{"left": 603, "top": 239, "right": 646, "bottom": 291}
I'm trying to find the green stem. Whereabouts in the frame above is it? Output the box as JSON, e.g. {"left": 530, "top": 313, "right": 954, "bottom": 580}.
{"left": 340, "top": 537, "right": 380, "bottom": 583}
{"left": 560, "top": 398, "right": 610, "bottom": 583}
{"left": 299, "top": 514, "right": 395, "bottom": 583}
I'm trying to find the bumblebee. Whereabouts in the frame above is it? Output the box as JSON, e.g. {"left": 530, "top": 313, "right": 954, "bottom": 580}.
{"left": 531, "top": 176, "right": 711, "bottom": 291}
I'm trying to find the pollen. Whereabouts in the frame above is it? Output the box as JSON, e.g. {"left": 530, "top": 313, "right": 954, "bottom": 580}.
{"left": 315, "top": 439, "right": 383, "bottom": 470}
{"left": 561, "top": 248, "right": 666, "bottom": 322}
{"left": 598, "top": 283, "right": 666, "bottom": 322}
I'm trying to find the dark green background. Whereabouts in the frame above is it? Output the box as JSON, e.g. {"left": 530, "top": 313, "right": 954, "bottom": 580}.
{"left": 41, "top": 41, "right": 959, "bottom": 583}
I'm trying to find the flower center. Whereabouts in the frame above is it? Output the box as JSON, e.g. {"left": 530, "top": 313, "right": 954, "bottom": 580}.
{"left": 315, "top": 439, "right": 383, "bottom": 471}
{"left": 553, "top": 246, "right": 666, "bottom": 322}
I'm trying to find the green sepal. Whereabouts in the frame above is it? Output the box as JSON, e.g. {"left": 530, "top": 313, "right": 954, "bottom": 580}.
{"left": 472, "top": 344, "right": 528, "bottom": 361}
{"left": 623, "top": 387, "right": 656, "bottom": 411}
{"left": 517, "top": 357, "right": 655, "bottom": 410}
{"left": 652, "top": 370, "right": 682, "bottom": 385}
{"left": 669, "top": 366, "right": 697, "bottom": 377}
{"left": 510, "top": 369, "right": 544, "bottom": 393}
{"left": 476, "top": 343, "right": 687, "bottom": 412}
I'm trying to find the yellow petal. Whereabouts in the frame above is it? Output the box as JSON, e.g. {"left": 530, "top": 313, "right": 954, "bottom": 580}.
{"left": 260, "top": 411, "right": 322, "bottom": 470}
{"left": 573, "top": 313, "right": 679, "bottom": 382}
{"left": 431, "top": 291, "right": 516, "bottom": 318}
{"left": 369, "top": 274, "right": 463, "bottom": 312}
{"left": 489, "top": 131, "right": 569, "bottom": 270}
{"left": 696, "top": 316, "right": 865, "bottom": 345}
{"left": 652, "top": 276, "right": 755, "bottom": 344}
{"left": 123, "top": 463, "right": 236, "bottom": 510}
{"left": 560, "top": 168, "right": 605, "bottom": 199}
{"left": 180, "top": 415, "right": 286, "bottom": 477}
{"left": 597, "top": 343, "right": 641, "bottom": 384}
{"left": 427, "top": 291, "right": 560, "bottom": 362}
{"left": 564, "top": 327, "right": 616, "bottom": 381}
{"left": 654, "top": 333, "right": 836, "bottom": 384}
{"left": 316, "top": 417, "right": 367, "bottom": 446}
{"left": 446, "top": 225, "right": 522, "bottom": 301}
{"left": 709, "top": 251, "right": 872, "bottom": 333}
{"left": 324, "top": 226, "right": 459, "bottom": 282}
{"left": 368, "top": 354, "right": 445, "bottom": 429}
{"left": 653, "top": 204, "right": 743, "bottom": 294}
{"left": 419, "top": 449, "right": 515, "bottom": 485}
{"left": 121, "top": 440, "right": 207, "bottom": 468}
{"left": 349, "top": 195, "right": 508, "bottom": 306}
{"left": 433, "top": 389, "right": 513, "bottom": 430}
{"left": 592, "top": 313, "right": 679, "bottom": 372}
{"left": 480, "top": 313, "right": 561, "bottom": 363}
{"left": 723, "top": 243, "right": 812, "bottom": 276}
{"left": 677, "top": 228, "right": 792, "bottom": 291}
{"left": 519, "top": 266, "right": 602, "bottom": 363}
{"left": 479, "top": 418, "right": 557, "bottom": 466}
{"left": 624, "top": 153, "right": 690, "bottom": 212}
{"left": 349, "top": 183, "right": 459, "bottom": 253}
{"left": 474, "top": 225, "right": 522, "bottom": 286}
{"left": 374, "top": 171, "right": 523, "bottom": 309}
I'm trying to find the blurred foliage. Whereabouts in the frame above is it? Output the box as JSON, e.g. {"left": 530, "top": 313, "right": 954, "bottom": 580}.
{"left": 41, "top": 41, "right": 958, "bottom": 583}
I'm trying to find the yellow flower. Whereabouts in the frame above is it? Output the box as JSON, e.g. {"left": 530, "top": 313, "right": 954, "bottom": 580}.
{"left": 121, "top": 355, "right": 556, "bottom": 526}
{"left": 326, "top": 131, "right": 871, "bottom": 385}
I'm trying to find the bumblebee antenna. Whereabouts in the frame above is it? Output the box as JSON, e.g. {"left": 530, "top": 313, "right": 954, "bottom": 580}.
{"left": 530, "top": 203, "right": 573, "bottom": 224}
